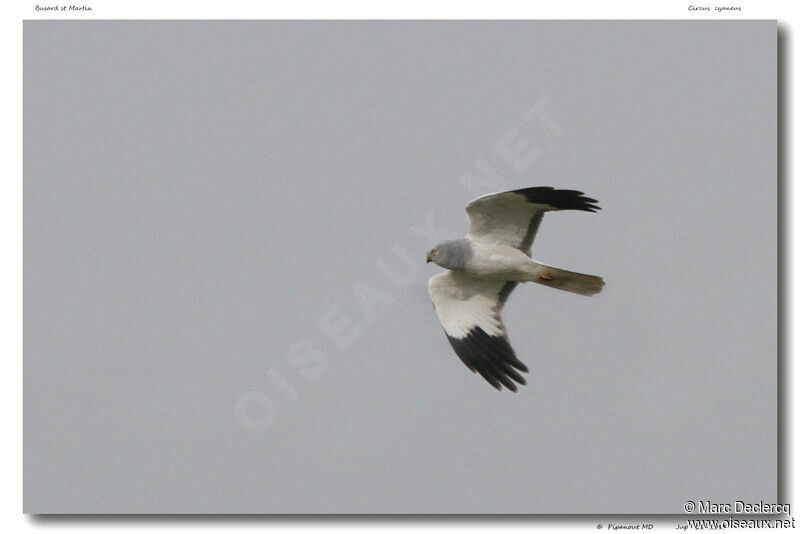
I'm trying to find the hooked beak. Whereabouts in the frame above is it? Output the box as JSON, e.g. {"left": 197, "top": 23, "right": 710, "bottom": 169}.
{"left": 426, "top": 252, "right": 433, "bottom": 263}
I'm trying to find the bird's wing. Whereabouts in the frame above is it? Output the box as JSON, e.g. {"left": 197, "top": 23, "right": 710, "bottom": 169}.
{"left": 465, "top": 186, "right": 600, "bottom": 256}
{"left": 428, "top": 271, "right": 529, "bottom": 391}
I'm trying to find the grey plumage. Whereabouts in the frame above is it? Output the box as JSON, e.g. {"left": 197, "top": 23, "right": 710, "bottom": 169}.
{"left": 428, "top": 239, "right": 473, "bottom": 270}
{"left": 427, "top": 186, "right": 605, "bottom": 392}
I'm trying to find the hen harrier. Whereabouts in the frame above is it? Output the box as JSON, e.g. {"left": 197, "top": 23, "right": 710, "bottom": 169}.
{"left": 427, "top": 186, "right": 604, "bottom": 392}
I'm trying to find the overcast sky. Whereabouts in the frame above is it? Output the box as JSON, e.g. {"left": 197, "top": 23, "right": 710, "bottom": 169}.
{"left": 25, "top": 21, "right": 776, "bottom": 513}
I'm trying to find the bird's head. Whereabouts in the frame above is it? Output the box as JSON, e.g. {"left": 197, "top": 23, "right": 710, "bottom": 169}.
{"left": 426, "top": 248, "right": 439, "bottom": 264}
{"left": 426, "top": 240, "right": 472, "bottom": 269}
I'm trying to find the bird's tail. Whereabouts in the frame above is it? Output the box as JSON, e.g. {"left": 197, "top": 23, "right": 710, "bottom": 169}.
{"left": 527, "top": 262, "right": 605, "bottom": 297}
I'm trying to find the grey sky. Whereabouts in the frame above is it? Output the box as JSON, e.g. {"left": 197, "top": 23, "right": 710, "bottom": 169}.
{"left": 24, "top": 21, "right": 776, "bottom": 513}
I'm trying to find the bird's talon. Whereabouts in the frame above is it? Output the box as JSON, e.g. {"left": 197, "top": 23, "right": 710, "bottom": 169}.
{"left": 539, "top": 273, "right": 553, "bottom": 281}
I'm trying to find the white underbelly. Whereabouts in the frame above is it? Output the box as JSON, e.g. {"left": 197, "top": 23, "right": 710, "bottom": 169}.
{"left": 464, "top": 242, "right": 537, "bottom": 281}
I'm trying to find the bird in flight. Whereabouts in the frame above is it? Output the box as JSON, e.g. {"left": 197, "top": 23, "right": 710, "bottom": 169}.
{"left": 426, "top": 186, "right": 604, "bottom": 392}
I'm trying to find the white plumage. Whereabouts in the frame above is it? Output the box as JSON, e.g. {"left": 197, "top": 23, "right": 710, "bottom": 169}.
{"left": 426, "top": 187, "right": 604, "bottom": 392}
{"left": 427, "top": 272, "right": 507, "bottom": 339}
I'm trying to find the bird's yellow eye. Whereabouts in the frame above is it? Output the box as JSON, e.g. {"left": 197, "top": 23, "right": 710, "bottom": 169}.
{"left": 431, "top": 249, "right": 438, "bottom": 256}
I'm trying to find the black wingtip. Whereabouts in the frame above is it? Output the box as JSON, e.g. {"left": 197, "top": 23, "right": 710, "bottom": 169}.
{"left": 446, "top": 327, "right": 529, "bottom": 392}
{"left": 510, "top": 186, "right": 601, "bottom": 212}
